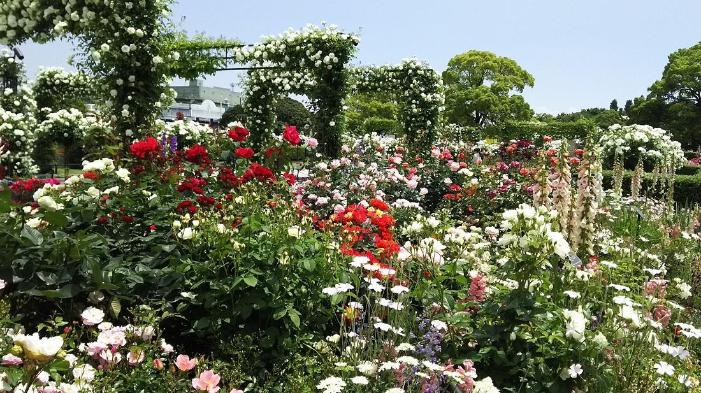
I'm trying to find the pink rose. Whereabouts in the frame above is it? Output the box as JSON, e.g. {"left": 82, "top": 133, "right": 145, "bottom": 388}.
{"left": 175, "top": 354, "right": 198, "bottom": 372}
{"left": 192, "top": 370, "right": 221, "bottom": 393}
{"left": 1, "top": 353, "right": 22, "bottom": 366}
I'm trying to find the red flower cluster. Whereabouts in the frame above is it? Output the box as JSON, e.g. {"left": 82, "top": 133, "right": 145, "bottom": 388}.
{"left": 283, "top": 125, "right": 301, "bottom": 145}
{"left": 177, "top": 177, "right": 208, "bottom": 194}
{"left": 218, "top": 167, "right": 241, "bottom": 188}
{"left": 235, "top": 147, "right": 255, "bottom": 159}
{"left": 241, "top": 163, "right": 275, "bottom": 183}
{"left": 331, "top": 200, "right": 401, "bottom": 281}
{"left": 9, "top": 178, "right": 50, "bottom": 193}
{"left": 176, "top": 200, "right": 198, "bottom": 214}
{"left": 227, "top": 126, "right": 250, "bottom": 142}
{"left": 130, "top": 137, "right": 159, "bottom": 159}
{"left": 184, "top": 144, "right": 209, "bottom": 164}
{"left": 282, "top": 172, "right": 296, "bottom": 185}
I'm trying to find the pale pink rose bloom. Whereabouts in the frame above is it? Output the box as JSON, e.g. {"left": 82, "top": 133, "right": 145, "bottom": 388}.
{"left": 127, "top": 349, "right": 145, "bottom": 365}
{"left": 230, "top": 390, "right": 243, "bottom": 393}
{"left": 85, "top": 342, "right": 106, "bottom": 357}
{"left": 192, "top": 370, "right": 221, "bottom": 393}
{"left": 99, "top": 349, "right": 122, "bottom": 365}
{"left": 175, "top": 354, "right": 198, "bottom": 372}
{"left": 160, "top": 339, "right": 174, "bottom": 354}
{"left": 306, "top": 137, "right": 318, "bottom": 149}
{"left": 1, "top": 353, "right": 23, "bottom": 366}
{"left": 97, "top": 329, "right": 127, "bottom": 347}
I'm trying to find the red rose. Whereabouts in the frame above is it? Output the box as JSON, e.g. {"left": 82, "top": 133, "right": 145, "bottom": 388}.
{"left": 130, "top": 137, "right": 159, "bottom": 159}
{"left": 283, "top": 125, "right": 301, "bottom": 145}
{"left": 184, "top": 144, "right": 209, "bottom": 164}
{"left": 282, "top": 172, "right": 296, "bottom": 185}
{"left": 235, "top": 147, "right": 255, "bottom": 159}
{"left": 227, "top": 126, "right": 250, "bottom": 142}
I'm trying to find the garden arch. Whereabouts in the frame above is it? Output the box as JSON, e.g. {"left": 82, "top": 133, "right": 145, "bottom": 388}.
{"left": 0, "top": 0, "right": 189, "bottom": 140}
{"left": 350, "top": 59, "right": 444, "bottom": 152}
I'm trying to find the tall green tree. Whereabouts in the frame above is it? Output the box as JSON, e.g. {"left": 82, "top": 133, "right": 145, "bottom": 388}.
{"left": 609, "top": 99, "right": 618, "bottom": 111}
{"left": 442, "top": 50, "right": 535, "bottom": 127}
{"left": 627, "top": 42, "right": 701, "bottom": 147}
{"left": 624, "top": 99, "right": 633, "bottom": 114}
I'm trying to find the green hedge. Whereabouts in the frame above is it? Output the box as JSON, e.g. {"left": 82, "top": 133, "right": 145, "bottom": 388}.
{"left": 601, "top": 170, "right": 701, "bottom": 205}
{"left": 363, "top": 116, "right": 401, "bottom": 135}
{"left": 480, "top": 119, "right": 597, "bottom": 142}
{"left": 677, "top": 165, "right": 700, "bottom": 176}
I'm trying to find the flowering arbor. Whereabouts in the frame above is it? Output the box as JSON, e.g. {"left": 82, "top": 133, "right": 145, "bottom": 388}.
{"left": 0, "top": 0, "right": 183, "bottom": 138}
{"left": 351, "top": 59, "right": 444, "bottom": 152}
{"left": 0, "top": 0, "right": 444, "bottom": 158}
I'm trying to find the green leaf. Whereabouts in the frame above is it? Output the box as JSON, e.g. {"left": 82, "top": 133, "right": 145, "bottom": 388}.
{"left": 43, "top": 211, "right": 69, "bottom": 228}
{"left": 0, "top": 188, "right": 12, "bottom": 213}
{"left": 273, "top": 308, "right": 287, "bottom": 320}
{"left": 301, "top": 259, "right": 316, "bottom": 272}
{"left": 21, "top": 224, "right": 44, "bottom": 245}
{"left": 287, "top": 308, "right": 301, "bottom": 329}
{"left": 24, "top": 284, "right": 80, "bottom": 299}
{"left": 243, "top": 276, "right": 258, "bottom": 287}
{"left": 110, "top": 297, "right": 122, "bottom": 318}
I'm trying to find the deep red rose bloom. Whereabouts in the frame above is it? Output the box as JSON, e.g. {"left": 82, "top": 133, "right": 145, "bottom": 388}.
{"left": 241, "top": 163, "right": 276, "bottom": 183}
{"left": 283, "top": 125, "right": 301, "bottom": 145}
{"left": 227, "top": 126, "right": 250, "bottom": 142}
{"left": 130, "top": 137, "right": 159, "bottom": 159}
{"left": 282, "top": 172, "right": 296, "bottom": 185}
{"left": 235, "top": 147, "right": 255, "bottom": 159}
{"left": 369, "top": 199, "right": 389, "bottom": 212}
{"left": 184, "top": 144, "right": 209, "bottom": 164}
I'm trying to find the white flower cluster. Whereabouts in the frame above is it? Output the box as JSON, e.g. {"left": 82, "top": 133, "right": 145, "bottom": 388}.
{"left": 498, "top": 204, "right": 572, "bottom": 261}
{"left": 148, "top": 119, "right": 215, "bottom": 146}
{"left": 0, "top": 107, "right": 38, "bottom": 175}
{"left": 32, "top": 67, "right": 92, "bottom": 109}
{"left": 599, "top": 124, "right": 685, "bottom": 168}
{"left": 37, "top": 108, "right": 88, "bottom": 142}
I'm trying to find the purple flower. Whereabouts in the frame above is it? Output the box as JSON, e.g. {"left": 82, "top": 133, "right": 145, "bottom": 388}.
{"left": 169, "top": 135, "right": 178, "bottom": 153}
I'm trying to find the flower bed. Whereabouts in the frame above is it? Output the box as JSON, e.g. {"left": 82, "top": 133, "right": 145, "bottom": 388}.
{"left": 1, "top": 125, "right": 700, "bottom": 392}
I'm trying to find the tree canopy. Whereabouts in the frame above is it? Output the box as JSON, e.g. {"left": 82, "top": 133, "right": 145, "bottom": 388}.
{"left": 442, "top": 50, "right": 535, "bottom": 127}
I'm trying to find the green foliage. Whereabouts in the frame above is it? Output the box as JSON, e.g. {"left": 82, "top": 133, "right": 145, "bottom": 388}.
{"left": 275, "top": 97, "right": 312, "bottom": 129}
{"left": 362, "top": 117, "right": 400, "bottom": 135}
{"left": 628, "top": 42, "right": 701, "bottom": 147}
{"left": 344, "top": 93, "right": 399, "bottom": 135}
{"left": 220, "top": 104, "right": 246, "bottom": 127}
{"left": 609, "top": 99, "right": 619, "bottom": 111}
{"left": 443, "top": 50, "right": 535, "bottom": 127}
{"left": 602, "top": 169, "right": 701, "bottom": 204}
{"left": 479, "top": 119, "right": 596, "bottom": 141}
{"left": 555, "top": 108, "right": 624, "bottom": 129}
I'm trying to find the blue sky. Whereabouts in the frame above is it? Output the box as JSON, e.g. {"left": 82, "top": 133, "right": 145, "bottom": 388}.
{"left": 16, "top": 0, "right": 701, "bottom": 114}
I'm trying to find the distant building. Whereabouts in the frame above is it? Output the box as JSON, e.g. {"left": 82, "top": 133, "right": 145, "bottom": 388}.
{"left": 163, "top": 79, "right": 243, "bottom": 125}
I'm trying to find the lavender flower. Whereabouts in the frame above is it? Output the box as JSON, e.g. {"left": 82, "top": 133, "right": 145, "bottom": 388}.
{"left": 169, "top": 135, "right": 178, "bottom": 153}
{"left": 416, "top": 317, "right": 443, "bottom": 362}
